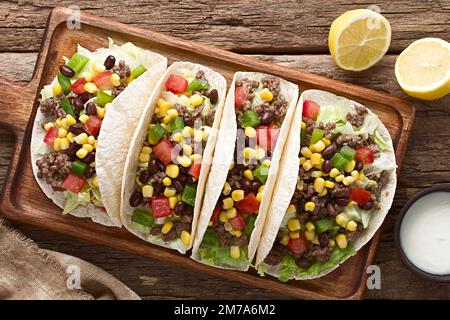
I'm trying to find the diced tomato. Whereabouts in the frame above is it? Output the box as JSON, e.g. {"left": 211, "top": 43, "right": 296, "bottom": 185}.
{"left": 234, "top": 86, "right": 249, "bottom": 108}
{"left": 188, "top": 162, "right": 202, "bottom": 178}
{"left": 62, "top": 173, "right": 86, "bottom": 194}
{"left": 302, "top": 100, "right": 320, "bottom": 120}
{"left": 235, "top": 193, "right": 260, "bottom": 215}
{"left": 71, "top": 78, "right": 86, "bottom": 95}
{"left": 43, "top": 127, "right": 58, "bottom": 145}
{"left": 151, "top": 195, "right": 172, "bottom": 218}
{"left": 350, "top": 186, "right": 373, "bottom": 206}
{"left": 83, "top": 116, "right": 102, "bottom": 136}
{"left": 288, "top": 235, "right": 309, "bottom": 256}
{"left": 165, "top": 74, "right": 188, "bottom": 94}
{"left": 210, "top": 205, "right": 222, "bottom": 223}
{"left": 93, "top": 71, "right": 113, "bottom": 90}
{"left": 356, "top": 146, "right": 374, "bottom": 165}
{"left": 229, "top": 214, "right": 246, "bottom": 231}
{"left": 256, "top": 124, "right": 280, "bottom": 151}
{"left": 153, "top": 137, "right": 174, "bottom": 166}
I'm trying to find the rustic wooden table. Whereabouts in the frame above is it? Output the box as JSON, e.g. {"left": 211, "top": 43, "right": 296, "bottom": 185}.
{"left": 1, "top": 1, "right": 449, "bottom": 299}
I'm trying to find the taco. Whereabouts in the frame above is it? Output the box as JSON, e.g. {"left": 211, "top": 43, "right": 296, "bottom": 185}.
{"left": 255, "top": 89, "right": 397, "bottom": 281}
{"left": 31, "top": 39, "right": 167, "bottom": 226}
{"left": 120, "top": 62, "right": 227, "bottom": 254}
{"left": 191, "top": 72, "right": 299, "bottom": 271}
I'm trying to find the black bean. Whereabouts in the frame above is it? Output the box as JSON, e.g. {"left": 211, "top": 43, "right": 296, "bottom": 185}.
{"left": 73, "top": 98, "right": 84, "bottom": 113}
{"left": 177, "top": 173, "right": 189, "bottom": 184}
{"left": 69, "top": 123, "right": 85, "bottom": 135}
{"left": 157, "top": 160, "right": 166, "bottom": 172}
{"left": 129, "top": 191, "right": 143, "bottom": 207}
{"left": 335, "top": 198, "right": 348, "bottom": 206}
{"left": 359, "top": 200, "right": 374, "bottom": 210}
{"left": 297, "top": 258, "right": 312, "bottom": 268}
{"left": 250, "top": 180, "right": 262, "bottom": 192}
{"left": 174, "top": 201, "right": 185, "bottom": 215}
{"left": 322, "top": 160, "right": 332, "bottom": 174}
{"left": 104, "top": 55, "right": 116, "bottom": 70}
{"left": 59, "top": 65, "right": 75, "bottom": 78}
{"left": 139, "top": 170, "right": 151, "bottom": 184}
{"left": 148, "top": 159, "right": 159, "bottom": 174}
{"left": 82, "top": 152, "right": 96, "bottom": 164}
{"left": 150, "top": 226, "right": 162, "bottom": 236}
{"left": 153, "top": 181, "right": 164, "bottom": 195}
{"left": 173, "top": 180, "right": 183, "bottom": 194}
{"left": 85, "top": 167, "right": 96, "bottom": 179}
{"left": 260, "top": 110, "right": 274, "bottom": 125}
{"left": 322, "top": 143, "right": 337, "bottom": 160}
{"left": 319, "top": 233, "right": 329, "bottom": 248}
{"left": 79, "top": 92, "right": 92, "bottom": 104}
{"left": 209, "top": 89, "right": 218, "bottom": 104}
{"left": 67, "top": 143, "right": 81, "bottom": 159}
{"left": 183, "top": 115, "right": 194, "bottom": 126}
{"left": 240, "top": 178, "right": 252, "bottom": 193}
{"left": 355, "top": 160, "right": 364, "bottom": 172}
{"left": 86, "top": 102, "right": 97, "bottom": 116}
{"left": 326, "top": 203, "right": 337, "bottom": 217}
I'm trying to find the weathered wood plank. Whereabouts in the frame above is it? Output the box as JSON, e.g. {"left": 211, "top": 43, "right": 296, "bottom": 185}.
{"left": 1, "top": 52, "right": 449, "bottom": 299}
{"left": 0, "top": 0, "right": 449, "bottom": 53}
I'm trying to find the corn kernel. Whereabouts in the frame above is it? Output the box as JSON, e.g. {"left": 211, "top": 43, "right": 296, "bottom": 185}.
{"left": 230, "top": 245, "right": 241, "bottom": 259}
{"left": 139, "top": 152, "right": 150, "bottom": 163}
{"left": 336, "top": 234, "right": 348, "bottom": 249}
{"left": 76, "top": 148, "right": 88, "bottom": 159}
{"left": 80, "top": 71, "right": 93, "bottom": 82}
{"left": 229, "top": 161, "right": 235, "bottom": 170}
{"left": 335, "top": 174, "right": 345, "bottom": 182}
{"left": 297, "top": 179, "right": 304, "bottom": 191}
{"left": 281, "top": 234, "right": 290, "bottom": 246}
{"left": 288, "top": 219, "right": 300, "bottom": 232}
{"left": 181, "top": 230, "right": 191, "bottom": 246}
{"left": 318, "top": 188, "right": 328, "bottom": 197}
{"left": 226, "top": 207, "right": 237, "bottom": 219}
{"left": 164, "top": 187, "right": 176, "bottom": 198}
{"left": 60, "top": 118, "right": 69, "bottom": 129}
{"left": 345, "top": 160, "right": 356, "bottom": 173}
{"left": 311, "top": 170, "right": 322, "bottom": 178}
{"left": 190, "top": 154, "right": 202, "bottom": 164}
{"left": 243, "top": 169, "right": 254, "bottom": 181}
{"left": 301, "top": 147, "right": 312, "bottom": 158}
{"left": 219, "top": 211, "right": 228, "bottom": 223}
{"left": 87, "top": 135, "right": 96, "bottom": 145}
{"left": 161, "top": 221, "right": 173, "bottom": 234}
{"left": 262, "top": 159, "right": 271, "bottom": 167}
{"left": 299, "top": 157, "right": 306, "bottom": 165}
{"left": 335, "top": 213, "right": 349, "bottom": 226}
{"left": 79, "top": 114, "right": 90, "bottom": 124}
{"left": 301, "top": 121, "right": 306, "bottom": 129}
{"left": 322, "top": 138, "right": 331, "bottom": 146}
{"left": 314, "top": 177, "right": 325, "bottom": 193}
{"left": 329, "top": 239, "right": 336, "bottom": 247}
{"left": 306, "top": 222, "right": 315, "bottom": 232}
{"left": 141, "top": 146, "right": 152, "bottom": 154}
{"left": 255, "top": 147, "right": 265, "bottom": 160}
{"left": 83, "top": 144, "right": 94, "bottom": 152}
{"left": 66, "top": 132, "right": 75, "bottom": 143}
{"left": 167, "top": 108, "right": 178, "bottom": 118}
{"left": 343, "top": 176, "right": 356, "bottom": 186}
{"left": 53, "top": 83, "right": 63, "bottom": 96}
{"left": 163, "top": 115, "right": 172, "bottom": 124}
{"left": 329, "top": 168, "right": 340, "bottom": 178}
{"left": 135, "top": 176, "right": 143, "bottom": 188}
{"left": 286, "top": 204, "right": 297, "bottom": 214}
{"left": 222, "top": 197, "right": 234, "bottom": 210}
{"left": 312, "top": 140, "right": 326, "bottom": 152}
{"left": 311, "top": 236, "right": 320, "bottom": 245}
{"left": 305, "top": 201, "right": 316, "bottom": 212}
{"left": 169, "top": 196, "right": 177, "bottom": 209}
{"left": 325, "top": 180, "right": 335, "bottom": 188}
{"left": 66, "top": 114, "right": 77, "bottom": 126}
{"left": 142, "top": 185, "right": 154, "bottom": 198}
{"left": 310, "top": 153, "right": 322, "bottom": 165}
{"left": 231, "top": 190, "right": 245, "bottom": 202}
{"left": 351, "top": 170, "right": 359, "bottom": 179}
{"left": 158, "top": 101, "right": 173, "bottom": 117}
{"left": 290, "top": 231, "right": 300, "bottom": 239}
{"left": 97, "top": 107, "right": 106, "bottom": 119}
{"left": 305, "top": 230, "right": 315, "bottom": 241}
{"left": 244, "top": 126, "right": 256, "bottom": 138}
{"left": 43, "top": 122, "right": 54, "bottom": 131}
{"left": 92, "top": 61, "right": 106, "bottom": 73}
{"left": 302, "top": 159, "right": 313, "bottom": 171}
{"left": 110, "top": 73, "right": 121, "bottom": 87}
{"left": 172, "top": 132, "right": 183, "bottom": 143}
{"left": 88, "top": 175, "right": 98, "bottom": 187}
{"left": 359, "top": 172, "right": 366, "bottom": 181}
{"left": 258, "top": 185, "right": 265, "bottom": 193}
{"left": 162, "top": 177, "right": 172, "bottom": 186}
{"left": 182, "top": 126, "right": 194, "bottom": 137}
{"left": 231, "top": 230, "right": 242, "bottom": 237}
{"left": 59, "top": 138, "right": 69, "bottom": 150}
{"left": 255, "top": 192, "right": 263, "bottom": 202}
{"left": 222, "top": 182, "right": 232, "bottom": 196}
{"left": 189, "top": 94, "right": 203, "bottom": 107}
{"left": 84, "top": 82, "right": 98, "bottom": 94}
{"left": 258, "top": 88, "right": 273, "bottom": 102}
{"left": 166, "top": 164, "right": 179, "bottom": 179}
{"left": 58, "top": 127, "right": 67, "bottom": 138}
{"left": 346, "top": 220, "right": 358, "bottom": 232}
{"left": 177, "top": 155, "right": 192, "bottom": 168}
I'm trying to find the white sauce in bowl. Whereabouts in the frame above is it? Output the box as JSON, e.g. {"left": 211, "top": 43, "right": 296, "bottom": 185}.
{"left": 400, "top": 192, "right": 450, "bottom": 275}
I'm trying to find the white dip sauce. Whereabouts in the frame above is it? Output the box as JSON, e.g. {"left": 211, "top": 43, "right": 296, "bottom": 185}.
{"left": 400, "top": 192, "right": 450, "bottom": 275}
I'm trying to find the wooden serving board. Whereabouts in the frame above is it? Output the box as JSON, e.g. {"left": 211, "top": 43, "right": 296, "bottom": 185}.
{"left": 0, "top": 7, "right": 414, "bottom": 300}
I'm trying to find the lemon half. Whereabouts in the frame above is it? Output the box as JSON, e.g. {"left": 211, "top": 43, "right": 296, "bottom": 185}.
{"left": 329, "top": 9, "right": 391, "bottom": 71}
{"left": 395, "top": 38, "right": 450, "bottom": 100}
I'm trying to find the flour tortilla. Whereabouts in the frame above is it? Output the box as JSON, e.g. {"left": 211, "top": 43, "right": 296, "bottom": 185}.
{"left": 31, "top": 41, "right": 167, "bottom": 227}
{"left": 255, "top": 89, "right": 397, "bottom": 280}
{"left": 120, "top": 62, "right": 227, "bottom": 253}
{"left": 191, "top": 72, "right": 299, "bottom": 271}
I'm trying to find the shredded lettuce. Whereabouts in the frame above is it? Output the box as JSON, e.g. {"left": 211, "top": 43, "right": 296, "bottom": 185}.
{"left": 316, "top": 102, "right": 353, "bottom": 125}
{"left": 374, "top": 130, "right": 392, "bottom": 151}
{"left": 342, "top": 204, "right": 371, "bottom": 228}
{"left": 257, "top": 262, "right": 268, "bottom": 277}
{"left": 63, "top": 191, "right": 91, "bottom": 214}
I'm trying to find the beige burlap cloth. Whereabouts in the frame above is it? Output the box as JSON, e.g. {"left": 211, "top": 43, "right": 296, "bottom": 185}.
{"left": 0, "top": 219, "right": 140, "bottom": 300}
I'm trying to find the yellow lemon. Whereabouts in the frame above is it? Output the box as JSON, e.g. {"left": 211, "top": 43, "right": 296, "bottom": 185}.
{"left": 395, "top": 38, "right": 450, "bottom": 100}
{"left": 329, "top": 9, "right": 391, "bottom": 71}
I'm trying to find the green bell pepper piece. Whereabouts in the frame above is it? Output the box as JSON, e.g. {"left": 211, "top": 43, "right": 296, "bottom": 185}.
{"left": 301, "top": 129, "right": 306, "bottom": 145}
{"left": 67, "top": 53, "right": 89, "bottom": 74}
{"left": 131, "top": 64, "right": 147, "bottom": 79}
{"left": 167, "top": 116, "right": 185, "bottom": 133}
{"left": 61, "top": 97, "right": 76, "bottom": 118}
{"left": 57, "top": 72, "right": 72, "bottom": 94}
{"left": 182, "top": 184, "right": 197, "bottom": 207}
{"left": 239, "top": 110, "right": 260, "bottom": 128}
{"left": 244, "top": 215, "right": 256, "bottom": 237}
{"left": 131, "top": 208, "right": 155, "bottom": 228}
{"left": 71, "top": 160, "right": 87, "bottom": 177}
{"left": 339, "top": 146, "right": 356, "bottom": 161}
{"left": 97, "top": 90, "right": 114, "bottom": 107}
{"left": 314, "top": 217, "right": 339, "bottom": 234}
{"left": 187, "top": 78, "right": 209, "bottom": 92}
{"left": 148, "top": 124, "right": 166, "bottom": 145}
{"left": 310, "top": 128, "right": 324, "bottom": 144}
{"left": 202, "top": 229, "right": 219, "bottom": 247}
{"left": 331, "top": 153, "right": 349, "bottom": 171}
{"left": 253, "top": 164, "right": 269, "bottom": 184}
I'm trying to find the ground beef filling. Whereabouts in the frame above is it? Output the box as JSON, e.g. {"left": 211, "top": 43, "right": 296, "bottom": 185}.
{"left": 36, "top": 152, "right": 72, "bottom": 190}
